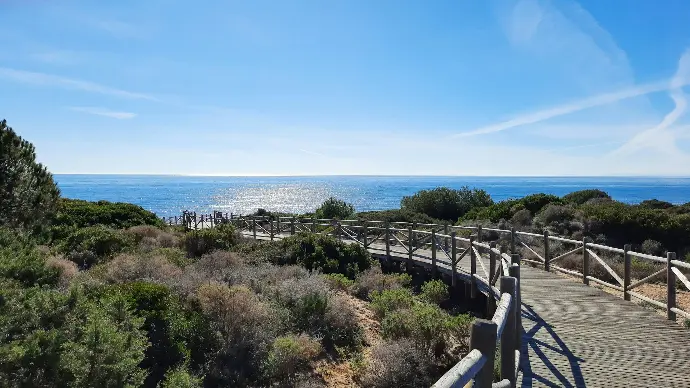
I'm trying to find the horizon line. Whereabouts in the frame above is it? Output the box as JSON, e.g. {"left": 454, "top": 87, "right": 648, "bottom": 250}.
{"left": 51, "top": 173, "right": 690, "bottom": 179}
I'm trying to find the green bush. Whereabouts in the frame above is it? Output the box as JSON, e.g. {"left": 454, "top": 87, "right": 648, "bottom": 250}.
{"left": 266, "top": 334, "right": 321, "bottom": 381}
{"left": 536, "top": 204, "right": 575, "bottom": 225}
{"left": 463, "top": 193, "right": 562, "bottom": 222}
{"left": 419, "top": 280, "right": 448, "bottom": 305}
{"left": 183, "top": 224, "right": 238, "bottom": 257}
{"left": 160, "top": 367, "right": 203, "bottom": 388}
{"left": 562, "top": 189, "right": 610, "bottom": 205}
{"left": 51, "top": 198, "right": 163, "bottom": 230}
{"left": 0, "top": 228, "right": 60, "bottom": 287}
{"left": 370, "top": 288, "right": 415, "bottom": 319}
{"left": 639, "top": 199, "right": 674, "bottom": 210}
{"left": 282, "top": 233, "right": 372, "bottom": 279}
{"left": 323, "top": 273, "right": 355, "bottom": 292}
{"left": 314, "top": 197, "right": 355, "bottom": 220}
{"left": 0, "top": 286, "right": 148, "bottom": 387}
{"left": 58, "top": 226, "right": 135, "bottom": 267}
{"left": 354, "top": 268, "right": 412, "bottom": 299}
{"left": 360, "top": 339, "right": 438, "bottom": 388}
{"left": 401, "top": 187, "right": 493, "bottom": 221}
{"left": 355, "top": 209, "right": 440, "bottom": 224}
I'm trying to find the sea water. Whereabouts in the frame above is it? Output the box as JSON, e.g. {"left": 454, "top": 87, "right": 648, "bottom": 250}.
{"left": 54, "top": 175, "right": 690, "bottom": 217}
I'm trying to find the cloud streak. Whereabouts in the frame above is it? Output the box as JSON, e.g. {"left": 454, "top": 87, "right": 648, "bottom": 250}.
{"left": 0, "top": 67, "right": 158, "bottom": 101}
{"left": 68, "top": 106, "right": 137, "bottom": 119}
{"left": 453, "top": 78, "right": 690, "bottom": 138}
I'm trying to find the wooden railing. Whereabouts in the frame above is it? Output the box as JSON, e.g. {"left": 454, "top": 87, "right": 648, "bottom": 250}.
{"left": 163, "top": 212, "right": 690, "bottom": 387}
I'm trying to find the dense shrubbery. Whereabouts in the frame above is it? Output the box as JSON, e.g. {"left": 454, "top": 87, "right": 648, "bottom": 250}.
{"left": 401, "top": 187, "right": 493, "bottom": 221}
{"left": 281, "top": 233, "right": 373, "bottom": 279}
{"left": 183, "top": 224, "right": 238, "bottom": 257}
{"left": 52, "top": 198, "right": 164, "bottom": 229}
{"left": 463, "top": 193, "right": 563, "bottom": 223}
{"left": 0, "top": 228, "right": 61, "bottom": 287}
{"left": 58, "top": 226, "right": 135, "bottom": 267}
{"left": 562, "top": 189, "right": 610, "bottom": 205}
{"left": 356, "top": 209, "right": 441, "bottom": 224}
{"left": 314, "top": 197, "right": 355, "bottom": 220}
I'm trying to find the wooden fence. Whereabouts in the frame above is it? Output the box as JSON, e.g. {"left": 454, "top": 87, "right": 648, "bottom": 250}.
{"left": 163, "top": 213, "right": 690, "bottom": 387}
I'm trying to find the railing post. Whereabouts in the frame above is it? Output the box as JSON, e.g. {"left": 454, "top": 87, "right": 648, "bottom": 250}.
{"left": 624, "top": 244, "right": 631, "bottom": 301}
{"left": 269, "top": 218, "right": 274, "bottom": 241}
{"left": 444, "top": 224, "right": 449, "bottom": 252}
{"left": 500, "top": 276, "right": 518, "bottom": 385}
{"left": 451, "top": 232, "right": 457, "bottom": 288}
{"left": 470, "top": 234, "right": 477, "bottom": 298}
{"left": 469, "top": 319, "right": 497, "bottom": 388}
{"left": 431, "top": 229, "right": 437, "bottom": 276}
{"left": 252, "top": 217, "right": 257, "bottom": 239}
{"left": 510, "top": 227, "right": 516, "bottom": 254}
{"left": 276, "top": 216, "right": 281, "bottom": 234}
{"left": 509, "top": 262, "right": 522, "bottom": 353}
{"left": 311, "top": 217, "right": 316, "bottom": 233}
{"left": 407, "top": 225, "right": 414, "bottom": 271}
{"left": 290, "top": 217, "right": 296, "bottom": 235}
{"left": 487, "top": 242, "right": 497, "bottom": 316}
{"left": 363, "top": 223, "right": 369, "bottom": 248}
{"left": 582, "top": 238, "right": 589, "bottom": 285}
{"left": 477, "top": 225, "right": 483, "bottom": 243}
{"left": 667, "top": 252, "right": 677, "bottom": 321}
{"left": 385, "top": 224, "right": 391, "bottom": 259}
{"left": 543, "top": 230, "right": 550, "bottom": 272}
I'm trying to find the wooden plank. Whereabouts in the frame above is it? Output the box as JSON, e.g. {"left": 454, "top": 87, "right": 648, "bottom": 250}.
{"left": 586, "top": 276, "right": 624, "bottom": 292}
{"left": 587, "top": 248, "right": 625, "bottom": 286}
{"left": 628, "top": 291, "right": 666, "bottom": 309}
{"left": 551, "top": 265, "right": 584, "bottom": 278}
{"left": 628, "top": 268, "right": 667, "bottom": 290}
{"left": 431, "top": 349, "right": 485, "bottom": 388}
{"left": 672, "top": 267, "right": 690, "bottom": 291}
{"left": 520, "top": 240, "right": 545, "bottom": 262}
{"left": 549, "top": 246, "right": 583, "bottom": 264}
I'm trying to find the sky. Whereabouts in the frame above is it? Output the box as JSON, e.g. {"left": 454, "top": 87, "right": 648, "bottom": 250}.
{"left": 2, "top": 0, "right": 690, "bottom": 176}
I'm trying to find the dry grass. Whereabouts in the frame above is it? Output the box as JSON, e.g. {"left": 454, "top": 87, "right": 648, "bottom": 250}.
{"left": 358, "top": 339, "right": 437, "bottom": 388}
{"left": 103, "top": 253, "right": 182, "bottom": 284}
{"left": 46, "top": 255, "right": 79, "bottom": 288}
{"left": 353, "top": 267, "right": 411, "bottom": 299}
{"left": 126, "top": 225, "right": 181, "bottom": 251}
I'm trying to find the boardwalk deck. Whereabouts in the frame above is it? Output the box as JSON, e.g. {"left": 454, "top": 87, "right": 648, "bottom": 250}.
{"left": 241, "top": 231, "right": 690, "bottom": 387}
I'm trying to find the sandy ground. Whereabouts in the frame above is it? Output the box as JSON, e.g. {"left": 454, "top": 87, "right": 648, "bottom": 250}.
{"left": 314, "top": 292, "right": 381, "bottom": 388}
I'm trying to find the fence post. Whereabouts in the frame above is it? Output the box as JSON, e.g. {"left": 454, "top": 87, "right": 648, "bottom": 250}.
{"left": 276, "top": 217, "right": 281, "bottom": 235}
{"left": 252, "top": 217, "right": 257, "bottom": 239}
{"left": 451, "top": 232, "right": 457, "bottom": 288}
{"left": 363, "top": 223, "right": 369, "bottom": 248}
{"left": 407, "top": 225, "right": 414, "bottom": 271}
{"left": 477, "top": 225, "right": 483, "bottom": 243}
{"left": 469, "top": 319, "right": 497, "bottom": 388}
{"left": 385, "top": 224, "right": 391, "bottom": 259}
{"left": 311, "top": 218, "right": 316, "bottom": 233}
{"left": 667, "top": 252, "right": 677, "bottom": 321}
{"left": 582, "top": 238, "right": 589, "bottom": 285}
{"left": 509, "top": 262, "right": 521, "bottom": 353}
{"left": 270, "top": 219, "right": 274, "bottom": 241}
{"left": 470, "top": 234, "right": 477, "bottom": 298}
{"left": 510, "top": 227, "right": 516, "bottom": 254}
{"left": 500, "top": 276, "right": 517, "bottom": 385}
{"left": 543, "top": 230, "right": 550, "bottom": 272}
{"left": 624, "top": 244, "right": 631, "bottom": 301}
{"left": 431, "top": 229, "right": 437, "bottom": 276}
{"left": 487, "top": 242, "right": 497, "bottom": 317}
{"left": 290, "top": 217, "right": 296, "bottom": 235}
{"left": 444, "top": 224, "right": 449, "bottom": 252}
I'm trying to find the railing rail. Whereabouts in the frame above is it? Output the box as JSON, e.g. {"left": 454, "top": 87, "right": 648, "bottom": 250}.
{"left": 162, "top": 211, "right": 690, "bottom": 386}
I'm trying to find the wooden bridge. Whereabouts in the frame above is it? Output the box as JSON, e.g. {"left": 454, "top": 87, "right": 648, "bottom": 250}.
{"left": 166, "top": 213, "right": 690, "bottom": 387}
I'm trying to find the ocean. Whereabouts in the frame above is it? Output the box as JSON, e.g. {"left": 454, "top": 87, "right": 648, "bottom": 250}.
{"left": 53, "top": 175, "right": 690, "bottom": 218}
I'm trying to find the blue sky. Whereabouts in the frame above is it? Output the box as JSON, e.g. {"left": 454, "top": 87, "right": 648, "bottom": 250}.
{"left": 2, "top": 0, "right": 690, "bottom": 176}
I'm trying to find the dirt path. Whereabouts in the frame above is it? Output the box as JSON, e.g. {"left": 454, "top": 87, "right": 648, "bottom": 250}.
{"left": 315, "top": 292, "right": 381, "bottom": 388}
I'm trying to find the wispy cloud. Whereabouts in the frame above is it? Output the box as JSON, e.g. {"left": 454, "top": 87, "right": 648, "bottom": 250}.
{"left": 613, "top": 49, "right": 690, "bottom": 155}
{"left": 68, "top": 106, "right": 137, "bottom": 119}
{"left": 0, "top": 67, "right": 158, "bottom": 101}
{"left": 453, "top": 78, "right": 688, "bottom": 138}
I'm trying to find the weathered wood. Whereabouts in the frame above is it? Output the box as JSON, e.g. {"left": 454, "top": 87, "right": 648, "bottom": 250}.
{"left": 451, "top": 232, "right": 458, "bottom": 287}
{"left": 586, "top": 276, "right": 624, "bottom": 291}
{"left": 628, "top": 267, "right": 667, "bottom": 290}
{"left": 470, "top": 319, "right": 497, "bottom": 388}
{"left": 550, "top": 265, "right": 583, "bottom": 278}
{"left": 408, "top": 226, "right": 414, "bottom": 270}
{"left": 519, "top": 241, "right": 545, "bottom": 262}
{"left": 477, "top": 225, "right": 483, "bottom": 243}
{"left": 587, "top": 248, "right": 624, "bottom": 286}
{"left": 582, "top": 238, "right": 589, "bottom": 285}
{"left": 500, "top": 276, "right": 517, "bottom": 385}
{"left": 628, "top": 290, "right": 666, "bottom": 309}
{"left": 431, "top": 229, "right": 437, "bottom": 276}
{"left": 672, "top": 267, "right": 690, "bottom": 291}
{"left": 510, "top": 227, "right": 516, "bottom": 254}
{"left": 444, "top": 224, "right": 450, "bottom": 252}
{"left": 549, "top": 246, "right": 583, "bottom": 264}
{"left": 543, "top": 230, "right": 550, "bottom": 271}
{"left": 385, "top": 224, "right": 391, "bottom": 258}
{"left": 624, "top": 244, "right": 631, "bottom": 301}
{"left": 252, "top": 218, "right": 257, "bottom": 239}
{"left": 432, "top": 349, "right": 486, "bottom": 388}
{"left": 508, "top": 262, "right": 521, "bottom": 353}
{"left": 668, "top": 252, "right": 677, "bottom": 321}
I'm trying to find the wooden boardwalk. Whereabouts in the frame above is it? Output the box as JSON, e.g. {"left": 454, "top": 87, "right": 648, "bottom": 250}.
{"left": 241, "top": 230, "right": 690, "bottom": 387}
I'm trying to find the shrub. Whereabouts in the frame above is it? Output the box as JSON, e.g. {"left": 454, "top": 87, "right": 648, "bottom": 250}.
{"left": 51, "top": 198, "right": 163, "bottom": 230}
{"left": 0, "top": 230, "right": 60, "bottom": 287}
{"left": 537, "top": 204, "right": 575, "bottom": 225}
{"left": 160, "top": 367, "right": 203, "bottom": 388}
{"left": 511, "top": 208, "right": 532, "bottom": 227}
{"left": 324, "top": 294, "right": 364, "bottom": 352}
{"left": 354, "top": 267, "right": 411, "bottom": 299}
{"left": 183, "top": 224, "right": 238, "bottom": 257}
{"left": 266, "top": 334, "right": 321, "bottom": 381}
{"left": 103, "top": 253, "right": 182, "bottom": 284}
{"left": 639, "top": 199, "right": 674, "bottom": 209}
{"left": 562, "top": 189, "right": 610, "bottom": 205}
{"left": 370, "top": 288, "right": 415, "bottom": 319}
{"left": 641, "top": 239, "right": 664, "bottom": 256}
{"left": 463, "top": 193, "right": 562, "bottom": 222}
{"left": 127, "top": 225, "right": 180, "bottom": 249}
{"left": 314, "top": 197, "right": 355, "bottom": 220}
{"left": 0, "top": 119, "right": 60, "bottom": 230}
{"left": 355, "top": 209, "right": 439, "bottom": 224}
{"left": 59, "top": 226, "right": 135, "bottom": 267}
{"left": 323, "top": 273, "right": 355, "bottom": 292}
{"left": 359, "top": 339, "right": 438, "bottom": 388}
{"left": 46, "top": 255, "right": 79, "bottom": 288}
{"left": 420, "top": 280, "right": 448, "bottom": 305}
{"left": 401, "top": 187, "right": 493, "bottom": 221}
{"left": 149, "top": 247, "right": 190, "bottom": 267}
{"left": 282, "top": 233, "right": 372, "bottom": 279}
{"left": 196, "top": 284, "right": 280, "bottom": 386}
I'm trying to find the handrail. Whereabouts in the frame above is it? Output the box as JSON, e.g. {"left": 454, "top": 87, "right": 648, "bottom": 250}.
{"left": 167, "top": 211, "right": 690, "bottom": 386}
